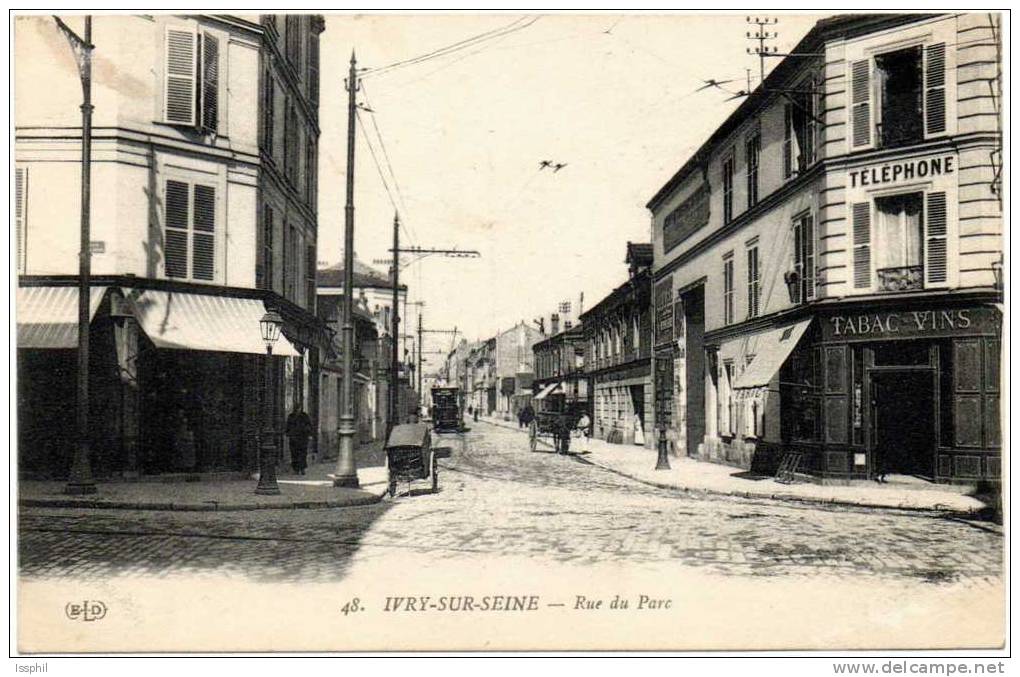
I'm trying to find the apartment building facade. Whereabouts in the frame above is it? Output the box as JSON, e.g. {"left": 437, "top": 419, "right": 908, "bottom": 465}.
{"left": 649, "top": 14, "right": 1002, "bottom": 482}
{"left": 15, "top": 14, "right": 325, "bottom": 478}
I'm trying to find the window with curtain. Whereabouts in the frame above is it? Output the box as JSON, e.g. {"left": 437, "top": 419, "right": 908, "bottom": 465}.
{"left": 875, "top": 192, "right": 923, "bottom": 270}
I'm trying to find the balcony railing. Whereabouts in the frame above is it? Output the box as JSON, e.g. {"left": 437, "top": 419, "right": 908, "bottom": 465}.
{"left": 877, "top": 265, "right": 923, "bottom": 292}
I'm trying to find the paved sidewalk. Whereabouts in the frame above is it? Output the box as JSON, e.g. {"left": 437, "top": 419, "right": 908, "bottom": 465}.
{"left": 477, "top": 416, "right": 988, "bottom": 515}
{"left": 19, "top": 457, "right": 390, "bottom": 511}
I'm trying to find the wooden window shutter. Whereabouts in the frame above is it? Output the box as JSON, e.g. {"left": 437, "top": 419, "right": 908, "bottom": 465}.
{"left": 924, "top": 42, "right": 947, "bottom": 136}
{"left": 851, "top": 202, "right": 871, "bottom": 289}
{"left": 850, "top": 60, "right": 871, "bottom": 149}
{"left": 804, "top": 214, "right": 816, "bottom": 299}
{"left": 783, "top": 103, "right": 793, "bottom": 179}
{"left": 200, "top": 33, "right": 219, "bottom": 133}
{"left": 164, "top": 179, "right": 190, "bottom": 278}
{"left": 15, "top": 167, "right": 27, "bottom": 273}
{"left": 165, "top": 26, "right": 197, "bottom": 125}
{"left": 192, "top": 184, "right": 216, "bottom": 280}
{"left": 925, "top": 191, "right": 948, "bottom": 284}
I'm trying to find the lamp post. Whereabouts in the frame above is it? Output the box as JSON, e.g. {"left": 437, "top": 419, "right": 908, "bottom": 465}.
{"left": 54, "top": 16, "right": 96, "bottom": 495}
{"left": 255, "top": 310, "right": 284, "bottom": 495}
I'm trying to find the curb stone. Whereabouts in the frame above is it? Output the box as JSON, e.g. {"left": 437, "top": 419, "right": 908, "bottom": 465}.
{"left": 476, "top": 417, "right": 983, "bottom": 518}
{"left": 19, "top": 485, "right": 390, "bottom": 512}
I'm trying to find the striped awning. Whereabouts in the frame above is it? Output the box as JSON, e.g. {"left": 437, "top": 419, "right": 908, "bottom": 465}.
{"left": 534, "top": 382, "right": 563, "bottom": 401}
{"left": 124, "top": 288, "right": 301, "bottom": 357}
{"left": 16, "top": 286, "right": 107, "bottom": 349}
{"left": 733, "top": 319, "right": 812, "bottom": 390}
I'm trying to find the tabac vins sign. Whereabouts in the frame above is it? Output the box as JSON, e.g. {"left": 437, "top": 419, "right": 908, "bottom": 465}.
{"left": 822, "top": 307, "right": 1000, "bottom": 342}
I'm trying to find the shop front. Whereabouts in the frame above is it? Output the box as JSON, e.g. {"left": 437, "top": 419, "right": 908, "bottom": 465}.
{"left": 781, "top": 302, "right": 1001, "bottom": 483}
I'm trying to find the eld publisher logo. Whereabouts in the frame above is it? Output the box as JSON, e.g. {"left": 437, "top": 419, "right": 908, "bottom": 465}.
{"left": 65, "top": 600, "right": 107, "bottom": 622}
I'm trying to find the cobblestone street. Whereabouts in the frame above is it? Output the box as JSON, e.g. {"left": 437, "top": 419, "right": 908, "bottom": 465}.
{"left": 19, "top": 422, "right": 1002, "bottom": 585}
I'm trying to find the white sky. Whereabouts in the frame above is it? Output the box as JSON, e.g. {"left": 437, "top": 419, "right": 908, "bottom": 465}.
{"left": 316, "top": 13, "right": 828, "bottom": 372}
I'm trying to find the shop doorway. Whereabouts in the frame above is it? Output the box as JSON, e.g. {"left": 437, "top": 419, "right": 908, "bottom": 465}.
{"left": 870, "top": 370, "right": 935, "bottom": 478}
{"left": 682, "top": 285, "right": 705, "bottom": 457}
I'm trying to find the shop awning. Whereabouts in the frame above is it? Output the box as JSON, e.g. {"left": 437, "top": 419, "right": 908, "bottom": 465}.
{"left": 16, "top": 286, "right": 106, "bottom": 349}
{"left": 533, "top": 382, "right": 562, "bottom": 401}
{"left": 124, "top": 288, "right": 301, "bottom": 357}
{"left": 733, "top": 319, "right": 812, "bottom": 390}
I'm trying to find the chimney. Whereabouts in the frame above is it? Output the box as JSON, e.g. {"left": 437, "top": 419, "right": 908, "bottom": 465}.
{"left": 550, "top": 313, "right": 560, "bottom": 336}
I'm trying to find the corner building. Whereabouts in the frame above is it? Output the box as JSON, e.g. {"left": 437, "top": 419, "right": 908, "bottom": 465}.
{"left": 649, "top": 14, "right": 1002, "bottom": 483}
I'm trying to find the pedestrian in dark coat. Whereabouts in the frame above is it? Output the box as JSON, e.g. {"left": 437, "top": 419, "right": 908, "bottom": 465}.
{"left": 285, "top": 403, "right": 313, "bottom": 475}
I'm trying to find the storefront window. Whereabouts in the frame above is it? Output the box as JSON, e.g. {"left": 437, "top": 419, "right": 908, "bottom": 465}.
{"left": 872, "top": 340, "right": 931, "bottom": 366}
{"left": 875, "top": 192, "right": 923, "bottom": 291}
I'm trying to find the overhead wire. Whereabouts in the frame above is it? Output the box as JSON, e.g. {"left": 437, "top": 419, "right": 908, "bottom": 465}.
{"left": 361, "top": 16, "right": 538, "bottom": 78}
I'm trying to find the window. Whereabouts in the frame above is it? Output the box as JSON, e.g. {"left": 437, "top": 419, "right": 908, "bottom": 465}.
{"left": 784, "top": 77, "right": 818, "bottom": 179}
{"left": 308, "top": 29, "right": 320, "bottom": 108}
{"left": 305, "top": 137, "right": 317, "bottom": 206}
{"left": 746, "top": 242, "right": 760, "bottom": 318}
{"left": 15, "top": 166, "right": 27, "bottom": 274}
{"left": 850, "top": 42, "right": 947, "bottom": 150}
{"left": 876, "top": 47, "right": 923, "bottom": 147}
{"left": 259, "top": 204, "right": 274, "bottom": 290}
{"left": 722, "top": 253, "right": 735, "bottom": 325}
{"left": 263, "top": 76, "right": 276, "bottom": 157}
{"left": 284, "top": 101, "right": 297, "bottom": 184}
{"left": 305, "top": 244, "right": 316, "bottom": 312}
{"left": 164, "top": 179, "right": 215, "bottom": 281}
{"left": 718, "top": 360, "right": 735, "bottom": 435}
{"left": 875, "top": 192, "right": 923, "bottom": 291}
{"left": 285, "top": 224, "right": 298, "bottom": 301}
{"left": 745, "top": 132, "right": 760, "bottom": 207}
{"left": 164, "top": 26, "right": 219, "bottom": 132}
{"left": 722, "top": 154, "right": 734, "bottom": 224}
{"left": 792, "top": 213, "right": 815, "bottom": 303}
{"left": 285, "top": 16, "right": 301, "bottom": 69}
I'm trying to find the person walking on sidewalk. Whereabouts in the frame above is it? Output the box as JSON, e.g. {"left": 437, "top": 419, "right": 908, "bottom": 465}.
{"left": 573, "top": 412, "right": 591, "bottom": 453}
{"left": 285, "top": 403, "right": 312, "bottom": 475}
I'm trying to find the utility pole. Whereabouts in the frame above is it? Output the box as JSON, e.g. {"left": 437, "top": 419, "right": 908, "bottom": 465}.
{"left": 390, "top": 212, "right": 401, "bottom": 432}
{"left": 334, "top": 51, "right": 360, "bottom": 489}
{"left": 54, "top": 16, "right": 96, "bottom": 495}
{"left": 417, "top": 310, "right": 423, "bottom": 400}
{"left": 745, "top": 16, "right": 778, "bottom": 86}
{"left": 381, "top": 242, "right": 479, "bottom": 423}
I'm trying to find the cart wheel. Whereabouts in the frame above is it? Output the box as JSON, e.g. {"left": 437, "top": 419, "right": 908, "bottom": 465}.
{"left": 529, "top": 422, "right": 537, "bottom": 451}
{"left": 431, "top": 455, "right": 439, "bottom": 494}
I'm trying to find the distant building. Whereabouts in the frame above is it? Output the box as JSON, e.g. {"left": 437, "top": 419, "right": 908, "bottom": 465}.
{"left": 316, "top": 258, "right": 409, "bottom": 433}
{"left": 493, "top": 321, "right": 544, "bottom": 417}
{"left": 580, "top": 243, "right": 653, "bottom": 446}
{"left": 532, "top": 323, "right": 588, "bottom": 423}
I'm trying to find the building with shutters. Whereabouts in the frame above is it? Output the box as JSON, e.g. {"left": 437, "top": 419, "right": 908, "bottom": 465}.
{"left": 14, "top": 15, "right": 326, "bottom": 479}
{"left": 647, "top": 14, "right": 1002, "bottom": 483}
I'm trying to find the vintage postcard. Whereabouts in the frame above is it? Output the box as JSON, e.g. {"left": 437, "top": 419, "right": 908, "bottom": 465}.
{"left": 12, "top": 11, "right": 1006, "bottom": 655}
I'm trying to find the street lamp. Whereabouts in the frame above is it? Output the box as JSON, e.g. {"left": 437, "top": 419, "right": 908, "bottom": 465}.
{"left": 54, "top": 16, "right": 96, "bottom": 496}
{"left": 255, "top": 310, "right": 284, "bottom": 495}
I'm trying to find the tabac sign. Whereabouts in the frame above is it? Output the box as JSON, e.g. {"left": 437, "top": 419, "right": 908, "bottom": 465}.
{"left": 848, "top": 155, "right": 955, "bottom": 188}
{"left": 822, "top": 307, "right": 1000, "bottom": 341}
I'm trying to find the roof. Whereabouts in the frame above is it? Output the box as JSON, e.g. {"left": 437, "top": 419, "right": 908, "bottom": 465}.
{"left": 645, "top": 13, "right": 941, "bottom": 212}
{"left": 625, "top": 242, "right": 653, "bottom": 267}
{"left": 317, "top": 258, "right": 407, "bottom": 291}
{"left": 315, "top": 294, "right": 376, "bottom": 325}
{"left": 579, "top": 268, "right": 651, "bottom": 322}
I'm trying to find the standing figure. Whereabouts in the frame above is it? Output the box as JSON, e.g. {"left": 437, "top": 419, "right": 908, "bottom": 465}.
{"left": 285, "top": 403, "right": 312, "bottom": 475}
{"left": 574, "top": 412, "right": 592, "bottom": 453}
